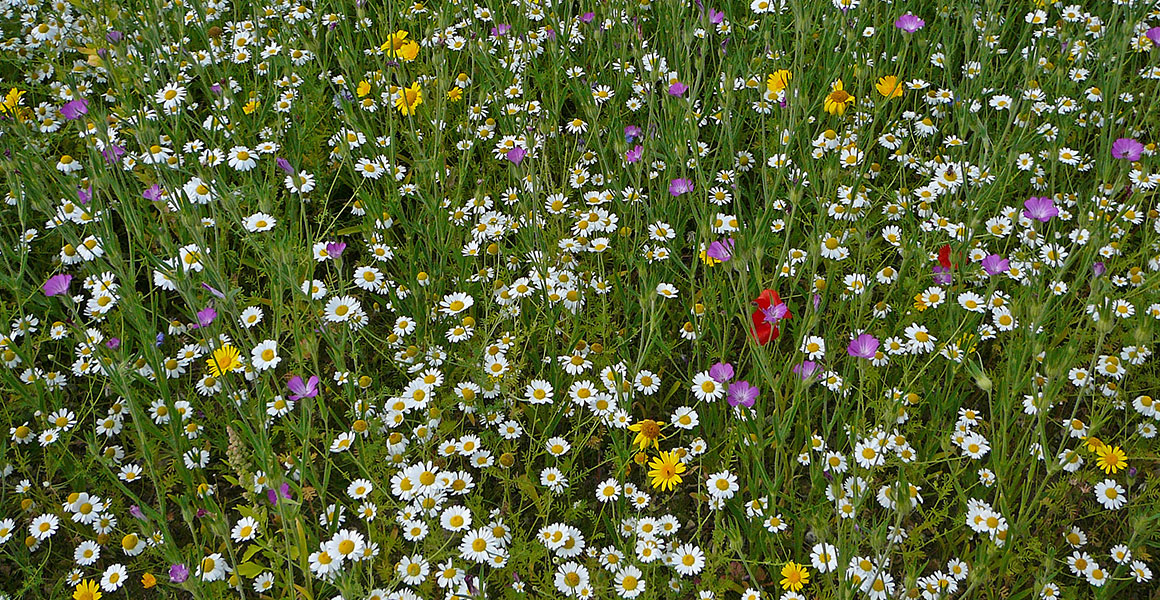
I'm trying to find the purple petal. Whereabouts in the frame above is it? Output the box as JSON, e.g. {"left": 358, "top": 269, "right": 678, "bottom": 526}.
{"left": 847, "top": 333, "right": 879, "bottom": 359}
{"left": 1112, "top": 138, "right": 1144, "bottom": 161}
{"left": 1148, "top": 27, "right": 1160, "bottom": 46}
{"left": 42, "top": 274, "right": 73, "bottom": 297}
{"left": 506, "top": 147, "right": 526, "bottom": 164}
{"left": 275, "top": 157, "right": 295, "bottom": 175}
{"left": 60, "top": 98, "right": 88, "bottom": 120}
{"left": 196, "top": 306, "right": 217, "bottom": 328}
{"left": 200, "top": 283, "right": 226, "bottom": 299}
{"left": 709, "top": 362, "right": 734, "bottom": 383}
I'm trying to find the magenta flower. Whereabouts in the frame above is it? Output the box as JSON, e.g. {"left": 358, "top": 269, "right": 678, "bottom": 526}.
{"left": 200, "top": 282, "right": 226, "bottom": 299}
{"left": 847, "top": 333, "right": 879, "bottom": 359}
{"left": 981, "top": 254, "right": 1009, "bottom": 275}
{"left": 706, "top": 238, "right": 735, "bottom": 262}
{"left": 668, "top": 81, "right": 688, "bottom": 97}
{"left": 1112, "top": 138, "right": 1144, "bottom": 161}
{"left": 195, "top": 306, "right": 217, "bottom": 328}
{"left": 1148, "top": 27, "right": 1160, "bottom": 46}
{"left": 761, "top": 302, "right": 789, "bottom": 326}
{"left": 932, "top": 265, "right": 952, "bottom": 285}
{"left": 709, "top": 362, "right": 735, "bottom": 383}
{"left": 275, "top": 157, "right": 295, "bottom": 175}
{"left": 506, "top": 147, "right": 526, "bottom": 164}
{"left": 792, "top": 360, "right": 820, "bottom": 381}
{"left": 727, "top": 380, "right": 759, "bottom": 407}
{"left": 894, "top": 13, "right": 925, "bottom": 32}
{"left": 102, "top": 144, "right": 125, "bottom": 164}
{"left": 169, "top": 564, "right": 189, "bottom": 584}
{"left": 288, "top": 375, "right": 320, "bottom": 400}
{"left": 60, "top": 98, "right": 88, "bottom": 120}
{"left": 709, "top": 8, "right": 725, "bottom": 24}
{"left": 42, "top": 274, "right": 73, "bottom": 297}
{"left": 1023, "top": 196, "right": 1058, "bottom": 222}
{"left": 142, "top": 184, "right": 162, "bottom": 202}
{"left": 326, "top": 241, "right": 347, "bottom": 258}
{"left": 106, "top": 30, "right": 123, "bottom": 43}
{"left": 625, "top": 145, "right": 643, "bottom": 163}
{"left": 267, "top": 482, "right": 292, "bottom": 505}
{"left": 624, "top": 125, "right": 641, "bottom": 142}
{"left": 580, "top": 12, "right": 595, "bottom": 23}
{"left": 669, "top": 178, "right": 694, "bottom": 197}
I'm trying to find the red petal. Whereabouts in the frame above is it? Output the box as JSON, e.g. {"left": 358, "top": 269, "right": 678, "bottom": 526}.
{"left": 753, "top": 289, "right": 772, "bottom": 310}
{"left": 751, "top": 310, "right": 772, "bottom": 345}
{"left": 938, "top": 244, "right": 952, "bottom": 269}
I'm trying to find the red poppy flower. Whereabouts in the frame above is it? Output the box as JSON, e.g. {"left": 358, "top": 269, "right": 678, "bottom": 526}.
{"left": 751, "top": 289, "right": 791, "bottom": 345}
{"left": 938, "top": 244, "right": 952, "bottom": 270}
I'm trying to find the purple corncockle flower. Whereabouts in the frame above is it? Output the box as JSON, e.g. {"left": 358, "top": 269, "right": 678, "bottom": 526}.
{"left": 669, "top": 178, "right": 694, "bottom": 197}
{"left": 894, "top": 13, "right": 925, "bottom": 32}
{"left": 709, "top": 8, "right": 725, "bottom": 24}
{"left": 326, "top": 242, "right": 347, "bottom": 259}
{"left": 42, "top": 274, "right": 73, "bottom": 297}
{"left": 580, "top": 12, "right": 595, "bottom": 23}
{"left": 709, "top": 362, "right": 734, "bottom": 383}
{"left": 1023, "top": 196, "right": 1058, "bottom": 222}
{"left": 761, "top": 302, "right": 789, "bottom": 326}
{"left": 491, "top": 24, "right": 512, "bottom": 37}
{"left": 624, "top": 125, "right": 641, "bottom": 142}
{"left": 981, "top": 254, "right": 1009, "bottom": 276}
{"left": 193, "top": 306, "right": 217, "bottom": 329}
{"left": 506, "top": 147, "right": 526, "bottom": 164}
{"left": 1148, "top": 27, "right": 1160, "bottom": 46}
{"left": 129, "top": 505, "right": 146, "bottom": 520}
{"left": 60, "top": 98, "right": 88, "bottom": 120}
{"left": 210, "top": 82, "right": 223, "bottom": 95}
{"left": 77, "top": 185, "right": 92, "bottom": 205}
{"left": 668, "top": 81, "right": 688, "bottom": 96}
{"left": 792, "top": 360, "right": 820, "bottom": 381}
{"left": 706, "top": 238, "right": 735, "bottom": 262}
{"left": 275, "top": 157, "right": 295, "bottom": 175}
{"left": 847, "top": 333, "right": 879, "bottom": 359}
{"left": 625, "top": 145, "right": 643, "bottom": 163}
{"left": 105, "top": 338, "right": 120, "bottom": 349}
{"left": 1093, "top": 262, "right": 1106, "bottom": 277}
{"left": 813, "top": 294, "right": 822, "bottom": 310}
{"left": 727, "top": 380, "right": 759, "bottom": 407}
{"left": 143, "top": 184, "right": 162, "bottom": 202}
{"left": 102, "top": 144, "right": 125, "bottom": 164}
{"left": 288, "top": 375, "right": 320, "bottom": 400}
{"left": 933, "top": 265, "right": 952, "bottom": 285}
{"left": 106, "top": 30, "right": 123, "bottom": 43}
{"left": 267, "top": 482, "right": 292, "bottom": 505}
{"left": 169, "top": 564, "right": 189, "bottom": 583}
{"left": 201, "top": 282, "right": 226, "bottom": 299}
{"left": 1112, "top": 138, "right": 1144, "bottom": 161}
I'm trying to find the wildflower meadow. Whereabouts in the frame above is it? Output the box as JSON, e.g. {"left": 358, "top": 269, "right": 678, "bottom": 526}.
{"left": 3, "top": 0, "right": 1160, "bottom": 599}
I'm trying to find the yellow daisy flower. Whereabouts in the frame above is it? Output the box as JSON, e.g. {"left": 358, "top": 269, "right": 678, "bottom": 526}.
{"left": 824, "top": 79, "right": 855, "bottom": 115}
{"left": 647, "top": 451, "right": 686, "bottom": 492}
{"left": 206, "top": 344, "right": 242, "bottom": 376}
